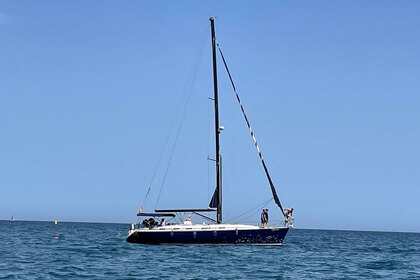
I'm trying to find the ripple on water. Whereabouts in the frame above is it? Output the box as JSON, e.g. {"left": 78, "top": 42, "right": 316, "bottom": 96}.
{"left": 1, "top": 222, "right": 420, "bottom": 279}
{"left": 361, "top": 259, "right": 403, "bottom": 270}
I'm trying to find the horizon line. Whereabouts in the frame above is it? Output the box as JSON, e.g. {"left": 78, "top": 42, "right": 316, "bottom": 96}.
{"left": 2, "top": 219, "right": 419, "bottom": 234}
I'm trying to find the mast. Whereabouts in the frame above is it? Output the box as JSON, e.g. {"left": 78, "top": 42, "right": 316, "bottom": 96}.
{"left": 210, "top": 17, "right": 222, "bottom": 224}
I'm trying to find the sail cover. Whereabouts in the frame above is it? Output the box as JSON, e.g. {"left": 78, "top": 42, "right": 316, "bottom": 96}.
{"left": 137, "top": 212, "right": 176, "bottom": 217}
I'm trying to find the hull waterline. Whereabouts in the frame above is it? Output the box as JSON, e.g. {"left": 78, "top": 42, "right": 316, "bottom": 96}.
{"left": 126, "top": 225, "right": 289, "bottom": 245}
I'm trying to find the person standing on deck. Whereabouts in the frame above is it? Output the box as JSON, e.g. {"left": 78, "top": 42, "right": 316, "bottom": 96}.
{"left": 264, "top": 209, "right": 269, "bottom": 226}
{"left": 261, "top": 209, "right": 268, "bottom": 228}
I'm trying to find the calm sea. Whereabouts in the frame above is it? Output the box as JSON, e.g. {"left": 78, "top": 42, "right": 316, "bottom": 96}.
{"left": 0, "top": 221, "right": 419, "bottom": 279}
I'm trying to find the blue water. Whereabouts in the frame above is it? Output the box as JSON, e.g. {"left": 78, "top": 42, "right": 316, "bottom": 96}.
{"left": 0, "top": 221, "right": 419, "bottom": 279}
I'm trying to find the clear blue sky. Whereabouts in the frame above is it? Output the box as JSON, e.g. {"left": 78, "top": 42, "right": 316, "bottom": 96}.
{"left": 1, "top": 1, "right": 419, "bottom": 232}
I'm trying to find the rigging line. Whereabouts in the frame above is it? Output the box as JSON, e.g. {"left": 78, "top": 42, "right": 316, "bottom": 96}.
{"left": 141, "top": 109, "right": 178, "bottom": 208}
{"left": 216, "top": 43, "right": 286, "bottom": 216}
{"left": 141, "top": 25, "right": 209, "bottom": 208}
{"left": 207, "top": 146, "right": 210, "bottom": 201}
{"left": 207, "top": 96, "right": 214, "bottom": 201}
{"left": 237, "top": 199, "right": 273, "bottom": 224}
{"left": 154, "top": 24, "right": 210, "bottom": 209}
{"left": 141, "top": 25, "right": 208, "bottom": 208}
{"left": 238, "top": 207, "right": 265, "bottom": 224}
{"left": 225, "top": 197, "right": 273, "bottom": 222}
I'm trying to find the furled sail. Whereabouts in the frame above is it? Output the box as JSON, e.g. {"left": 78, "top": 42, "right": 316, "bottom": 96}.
{"left": 217, "top": 44, "right": 286, "bottom": 216}
{"left": 208, "top": 186, "right": 218, "bottom": 208}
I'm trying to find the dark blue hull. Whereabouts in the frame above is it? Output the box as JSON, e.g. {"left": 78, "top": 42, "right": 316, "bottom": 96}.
{"left": 126, "top": 227, "right": 289, "bottom": 244}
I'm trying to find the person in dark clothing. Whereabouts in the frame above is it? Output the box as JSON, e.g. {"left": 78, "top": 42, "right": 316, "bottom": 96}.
{"left": 264, "top": 209, "right": 269, "bottom": 225}
{"left": 261, "top": 209, "right": 268, "bottom": 228}
{"left": 260, "top": 209, "right": 266, "bottom": 227}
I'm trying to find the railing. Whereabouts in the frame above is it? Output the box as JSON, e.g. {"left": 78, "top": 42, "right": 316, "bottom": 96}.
{"left": 279, "top": 218, "right": 294, "bottom": 228}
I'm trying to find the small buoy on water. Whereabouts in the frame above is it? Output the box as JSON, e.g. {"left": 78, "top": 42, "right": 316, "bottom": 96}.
{"left": 53, "top": 236, "right": 60, "bottom": 239}
{"left": 54, "top": 220, "right": 58, "bottom": 225}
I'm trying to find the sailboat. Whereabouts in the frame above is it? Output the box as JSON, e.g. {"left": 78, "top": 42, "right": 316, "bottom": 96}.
{"left": 126, "top": 18, "right": 293, "bottom": 245}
